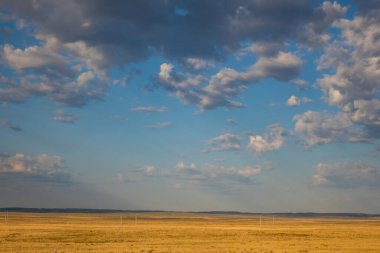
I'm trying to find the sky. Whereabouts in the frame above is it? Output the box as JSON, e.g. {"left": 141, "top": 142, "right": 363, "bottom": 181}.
{"left": 0, "top": 0, "right": 379, "bottom": 213}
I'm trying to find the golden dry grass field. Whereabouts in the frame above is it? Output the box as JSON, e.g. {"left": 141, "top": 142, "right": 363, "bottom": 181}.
{"left": 0, "top": 212, "right": 379, "bottom": 253}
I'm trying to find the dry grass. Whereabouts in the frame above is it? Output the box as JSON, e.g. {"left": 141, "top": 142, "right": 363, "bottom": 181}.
{"left": 0, "top": 212, "right": 379, "bottom": 252}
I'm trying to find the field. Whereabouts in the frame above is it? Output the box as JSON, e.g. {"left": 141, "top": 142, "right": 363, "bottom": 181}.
{"left": 0, "top": 212, "right": 379, "bottom": 253}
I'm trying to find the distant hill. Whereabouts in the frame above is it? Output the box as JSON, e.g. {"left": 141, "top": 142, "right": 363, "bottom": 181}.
{"left": 0, "top": 207, "right": 379, "bottom": 217}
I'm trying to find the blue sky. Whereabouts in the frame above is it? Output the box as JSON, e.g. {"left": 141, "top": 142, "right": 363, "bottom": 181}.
{"left": 0, "top": 0, "right": 379, "bottom": 213}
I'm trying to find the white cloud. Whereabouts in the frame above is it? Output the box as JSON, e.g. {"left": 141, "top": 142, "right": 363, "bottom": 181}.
{"left": 175, "top": 161, "right": 196, "bottom": 171}
{"left": 350, "top": 99, "right": 380, "bottom": 126}
{"left": 248, "top": 125, "right": 287, "bottom": 153}
{"left": 312, "top": 162, "right": 380, "bottom": 188}
{"left": 286, "top": 95, "right": 300, "bottom": 107}
{"left": 292, "top": 79, "right": 308, "bottom": 86}
{"left": 314, "top": 13, "right": 380, "bottom": 141}
{"left": 158, "top": 51, "right": 302, "bottom": 110}
{"left": 294, "top": 111, "right": 356, "bottom": 146}
{"left": 64, "top": 40, "right": 108, "bottom": 75}
{"left": 2, "top": 44, "right": 66, "bottom": 71}
{"left": 204, "top": 133, "right": 242, "bottom": 153}
{"left": 0, "top": 33, "right": 109, "bottom": 107}
{"left": 158, "top": 63, "right": 174, "bottom": 81}
{"left": 185, "top": 58, "right": 214, "bottom": 70}
{"left": 302, "top": 97, "right": 313, "bottom": 104}
{"left": 53, "top": 110, "right": 78, "bottom": 124}
{"left": 77, "top": 71, "right": 96, "bottom": 87}
{"left": 286, "top": 95, "right": 312, "bottom": 107}
{"left": 298, "top": 1, "right": 347, "bottom": 48}
{"left": 244, "top": 52, "right": 303, "bottom": 81}
{"left": 0, "top": 153, "right": 71, "bottom": 183}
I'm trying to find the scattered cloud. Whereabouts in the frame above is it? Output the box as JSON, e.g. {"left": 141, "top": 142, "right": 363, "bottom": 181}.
{"left": 0, "top": 1, "right": 346, "bottom": 114}
{"left": 0, "top": 118, "right": 22, "bottom": 132}
{"left": 53, "top": 110, "right": 78, "bottom": 124}
{"left": 314, "top": 7, "right": 380, "bottom": 142}
{"left": 175, "top": 161, "right": 197, "bottom": 171}
{"left": 248, "top": 125, "right": 287, "bottom": 153}
{"left": 286, "top": 95, "right": 313, "bottom": 107}
{"left": 0, "top": 153, "right": 72, "bottom": 184}
{"left": 292, "top": 79, "right": 308, "bottom": 86}
{"left": 132, "top": 106, "right": 168, "bottom": 114}
{"left": 2, "top": 43, "right": 66, "bottom": 71}
{"left": 287, "top": 95, "right": 300, "bottom": 107}
{"left": 174, "top": 163, "right": 264, "bottom": 184}
{"left": 297, "top": 1, "right": 347, "bottom": 48}
{"left": 204, "top": 133, "right": 243, "bottom": 153}
{"left": 158, "top": 51, "right": 303, "bottom": 110}
{"left": 293, "top": 109, "right": 375, "bottom": 147}
{"left": 312, "top": 162, "right": 380, "bottom": 188}
{"left": 0, "top": 34, "right": 108, "bottom": 107}
{"left": 120, "top": 161, "right": 267, "bottom": 186}
{"left": 294, "top": 111, "right": 354, "bottom": 146}
{"left": 302, "top": 97, "right": 313, "bottom": 104}
{"left": 185, "top": 58, "right": 214, "bottom": 71}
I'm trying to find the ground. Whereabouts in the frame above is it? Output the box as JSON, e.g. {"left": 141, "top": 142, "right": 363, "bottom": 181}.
{"left": 0, "top": 212, "right": 379, "bottom": 252}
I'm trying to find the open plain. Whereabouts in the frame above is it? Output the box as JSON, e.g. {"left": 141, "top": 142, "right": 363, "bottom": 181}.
{"left": 0, "top": 212, "right": 379, "bottom": 253}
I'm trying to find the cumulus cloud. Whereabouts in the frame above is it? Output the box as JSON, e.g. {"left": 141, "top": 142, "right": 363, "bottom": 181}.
{"left": 287, "top": 96, "right": 300, "bottom": 107}
{"left": 312, "top": 162, "right": 380, "bottom": 188}
{"left": 202, "top": 51, "right": 302, "bottom": 110}
{"left": 131, "top": 106, "right": 168, "bottom": 114}
{"left": 0, "top": 153, "right": 71, "bottom": 183}
{"left": 314, "top": 6, "right": 380, "bottom": 142}
{"left": 0, "top": 34, "right": 108, "bottom": 107}
{"left": 2, "top": 44, "right": 66, "bottom": 71}
{"left": 1, "top": 1, "right": 344, "bottom": 112}
{"left": 294, "top": 111, "right": 355, "bottom": 146}
{"left": 0, "top": 34, "right": 106, "bottom": 106}
{"left": 0, "top": 118, "right": 22, "bottom": 132}
{"left": 248, "top": 125, "right": 287, "bottom": 153}
{"left": 53, "top": 110, "right": 78, "bottom": 124}
{"left": 0, "top": 0, "right": 349, "bottom": 117}
{"left": 298, "top": 1, "right": 347, "bottom": 48}
{"left": 286, "top": 95, "right": 312, "bottom": 107}
{"left": 204, "top": 133, "right": 243, "bottom": 153}
{"left": 158, "top": 52, "right": 302, "bottom": 110}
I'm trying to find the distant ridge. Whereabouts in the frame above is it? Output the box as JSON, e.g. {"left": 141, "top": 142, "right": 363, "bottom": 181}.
{"left": 0, "top": 207, "right": 379, "bottom": 217}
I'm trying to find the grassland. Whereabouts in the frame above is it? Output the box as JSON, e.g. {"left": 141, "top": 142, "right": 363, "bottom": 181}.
{"left": 0, "top": 212, "right": 379, "bottom": 253}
